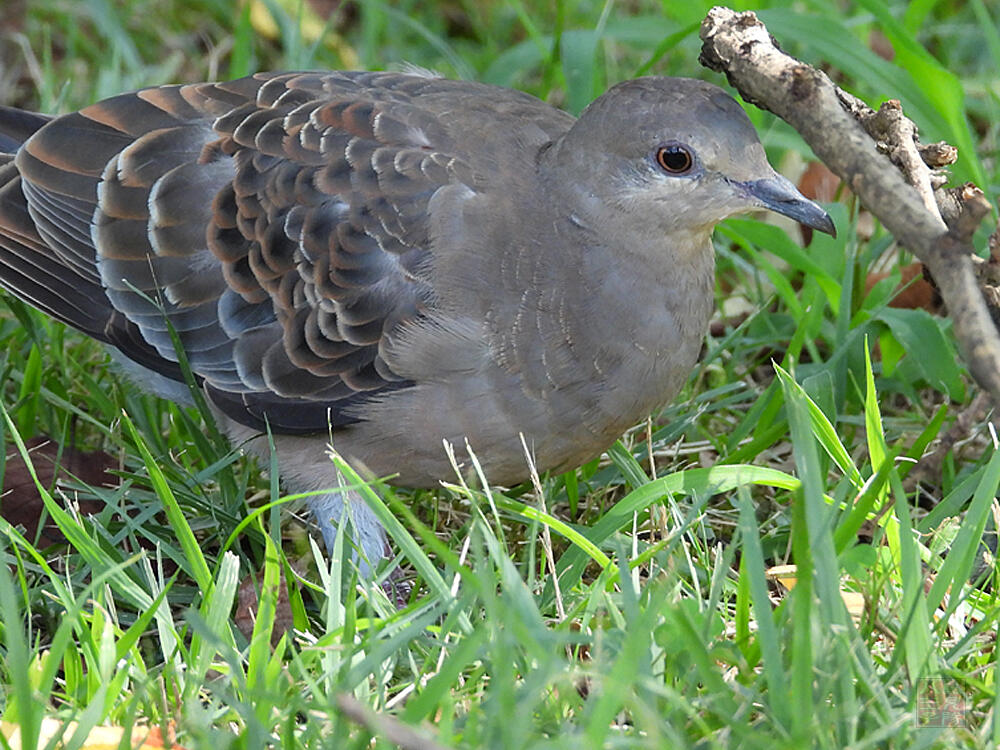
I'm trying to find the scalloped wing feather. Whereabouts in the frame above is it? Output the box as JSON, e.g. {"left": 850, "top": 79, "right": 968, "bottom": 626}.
{"left": 0, "top": 71, "right": 498, "bottom": 431}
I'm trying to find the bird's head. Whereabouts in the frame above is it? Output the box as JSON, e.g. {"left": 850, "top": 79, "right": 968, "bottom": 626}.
{"left": 546, "top": 76, "right": 835, "bottom": 240}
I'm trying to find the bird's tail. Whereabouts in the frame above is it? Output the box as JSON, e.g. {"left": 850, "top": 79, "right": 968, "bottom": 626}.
{"left": 0, "top": 105, "right": 50, "bottom": 154}
{"left": 0, "top": 103, "right": 196, "bottom": 384}
{"left": 0, "top": 105, "right": 120, "bottom": 339}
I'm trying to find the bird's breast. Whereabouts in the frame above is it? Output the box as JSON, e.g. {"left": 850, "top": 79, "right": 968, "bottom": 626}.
{"left": 337, "top": 233, "right": 716, "bottom": 487}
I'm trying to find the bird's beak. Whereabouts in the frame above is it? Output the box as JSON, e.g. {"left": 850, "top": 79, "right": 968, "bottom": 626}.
{"left": 742, "top": 174, "right": 836, "bottom": 237}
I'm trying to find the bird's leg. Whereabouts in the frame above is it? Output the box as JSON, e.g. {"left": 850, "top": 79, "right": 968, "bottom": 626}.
{"left": 306, "top": 486, "right": 411, "bottom": 606}
{"left": 305, "top": 485, "right": 390, "bottom": 579}
{"left": 218, "top": 417, "right": 406, "bottom": 595}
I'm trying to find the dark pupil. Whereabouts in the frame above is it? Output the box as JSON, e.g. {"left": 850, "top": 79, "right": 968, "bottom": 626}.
{"left": 660, "top": 147, "right": 690, "bottom": 172}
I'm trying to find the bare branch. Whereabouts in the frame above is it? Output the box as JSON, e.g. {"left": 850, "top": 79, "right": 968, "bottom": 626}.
{"left": 336, "top": 693, "right": 449, "bottom": 750}
{"left": 863, "top": 99, "right": 944, "bottom": 220}
{"left": 699, "top": 6, "right": 1000, "bottom": 409}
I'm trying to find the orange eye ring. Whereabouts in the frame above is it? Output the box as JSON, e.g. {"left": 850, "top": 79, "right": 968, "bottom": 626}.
{"left": 656, "top": 145, "right": 693, "bottom": 174}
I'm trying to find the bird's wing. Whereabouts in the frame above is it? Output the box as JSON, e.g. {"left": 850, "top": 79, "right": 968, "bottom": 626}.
{"left": 1, "top": 71, "right": 507, "bottom": 432}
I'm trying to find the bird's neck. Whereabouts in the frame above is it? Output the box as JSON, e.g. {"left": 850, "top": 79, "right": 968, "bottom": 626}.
{"left": 579, "top": 224, "right": 716, "bottom": 376}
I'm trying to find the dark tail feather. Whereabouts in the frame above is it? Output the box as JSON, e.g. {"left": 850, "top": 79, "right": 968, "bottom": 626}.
{"left": 0, "top": 163, "right": 113, "bottom": 335}
{"left": 0, "top": 107, "right": 189, "bottom": 382}
{"left": 0, "top": 105, "right": 112, "bottom": 334}
{"left": 0, "top": 106, "right": 52, "bottom": 153}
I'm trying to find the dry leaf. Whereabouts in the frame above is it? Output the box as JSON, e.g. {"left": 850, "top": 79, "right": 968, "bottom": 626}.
{"left": 1, "top": 437, "right": 115, "bottom": 545}
{"left": 866, "top": 262, "right": 941, "bottom": 313}
{"left": 766, "top": 564, "right": 867, "bottom": 623}
{"left": 234, "top": 564, "right": 297, "bottom": 644}
{"left": 1, "top": 719, "right": 185, "bottom": 749}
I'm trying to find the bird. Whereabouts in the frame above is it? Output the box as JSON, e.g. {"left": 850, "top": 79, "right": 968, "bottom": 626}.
{"left": 0, "top": 71, "right": 834, "bottom": 578}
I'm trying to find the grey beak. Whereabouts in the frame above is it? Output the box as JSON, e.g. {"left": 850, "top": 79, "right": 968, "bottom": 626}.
{"left": 743, "top": 175, "right": 836, "bottom": 237}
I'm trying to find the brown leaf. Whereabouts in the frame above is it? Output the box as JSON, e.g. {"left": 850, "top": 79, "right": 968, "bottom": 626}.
{"left": 1, "top": 719, "right": 186, "bottom": 749}
{"left": 235, "top": 564, "right": 297, "bottom": 645}
{"left": 798, "top": 160, "right": 843, "bottom": 204}
{"left": 866, "top": 262, "right": 941, "bottom": 313}
{"left": 1, "top": 436, "right": 116, "bottom": 545}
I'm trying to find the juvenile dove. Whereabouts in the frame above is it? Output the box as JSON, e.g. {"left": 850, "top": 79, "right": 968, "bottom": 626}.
{"left": 0, "top": 71, "right": 833, "bottom": 574}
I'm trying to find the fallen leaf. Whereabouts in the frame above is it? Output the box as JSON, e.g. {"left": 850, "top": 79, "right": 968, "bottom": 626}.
{"left": 1, "top": 437, "right": 115, "bottom": 545}
{"left": 766, "top": 564, "right": 867, "bottom": 623}
{"left": 1, "top": 719, "right": 186, "bottom": 749}
{"left": 235, "top": 563, "right": 298, "bottom": 644}
{"left": 866, "top": 262, "right": 941, "bottom": 313}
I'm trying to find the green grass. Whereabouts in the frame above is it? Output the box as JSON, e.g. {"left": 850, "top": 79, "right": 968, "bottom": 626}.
{"left": 1, "top": 0, "right": 999, "bottom": 747}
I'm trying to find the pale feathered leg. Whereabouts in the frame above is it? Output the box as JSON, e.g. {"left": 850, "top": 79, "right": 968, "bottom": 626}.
{"left": 305, "top": 481, "right": 412, "bottom": 606}
{"left": 219, "top": 415, "right": 402, "bottom": 591}
{"left": 305, "top": 484, "right": 390, "bottom": 579}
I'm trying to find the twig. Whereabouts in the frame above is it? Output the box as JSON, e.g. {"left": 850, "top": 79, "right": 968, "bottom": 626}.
{"left": 335, "top": 693, "right": 449, "bottom": 750}
{"left": 699, "top": 7, "right": 1000, "bottom": 410}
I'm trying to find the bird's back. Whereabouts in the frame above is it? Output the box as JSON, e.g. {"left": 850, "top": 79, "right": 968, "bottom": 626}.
{"left": 0, "top": 71, "right": 574, "bottom": 437}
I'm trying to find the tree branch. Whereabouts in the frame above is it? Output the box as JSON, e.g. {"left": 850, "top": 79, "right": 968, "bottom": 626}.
{"left": 699, "top": 6, "right": 1000, "bottom": 408}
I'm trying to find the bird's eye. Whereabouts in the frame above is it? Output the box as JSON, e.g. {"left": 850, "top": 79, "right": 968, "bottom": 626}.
{"left": 655, "top": 144, "right": 693, "bottom": 174}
